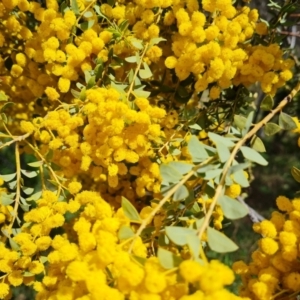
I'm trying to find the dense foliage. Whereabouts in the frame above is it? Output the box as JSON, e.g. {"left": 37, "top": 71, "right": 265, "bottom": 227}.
{"left": 0, "top": 0, "right": 300, "bottom": 299}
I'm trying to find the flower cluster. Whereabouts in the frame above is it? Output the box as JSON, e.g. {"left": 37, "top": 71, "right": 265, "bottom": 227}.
{"left": 233, "top": 195, "right": 300, "bottom": 299}
{"left": 0, "top": 189, "right": 249, "bottom": 300}
{"left": 30, "top": 87, "right": 169, "bottom": 202}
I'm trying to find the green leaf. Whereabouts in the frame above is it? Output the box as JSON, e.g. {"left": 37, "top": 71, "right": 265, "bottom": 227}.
{"left": 132, "top": 255, "right": 147, "bottom": 266}
{"left": 139, "top": 62, "right": 152, "bottom": 79}
{"left": 27, "top": 161, "right": 43, "bottom": 168}
{"left": 208, "top": 132, "right": 235, "bottom": 147}
{"left": 167, "top": 162, "right": 194, "bottom": 175}
{"left": 250, "top": 136, "right": 266, "bottom": 152}
{"left": 121, "top": 197, "right": 141, "bottom": 223}
{"left": 21, "top": 169, "right": 39, "bottom": 178}
{"left": 279, "top": 112, "right": 297, "bottom": 130}
{"left": 149, "top": 37, "right": 166, "bottom": 46}
{"left": 232, "top": 169, "right": 249, "bottom": 187}
{"left": 133, "top": 89, "right": 151, "bottom": 99}
{"left": 71, "top": 0, "right": 80, "bottom": 15}
{"left": 173, "top": 185, "right": 189, "bottom": 201}
{"left": 160, "top": 164, "right": 182, "bottom": 184}
{"left": 228, "top": 162, "right": 250, "bottom": 175}
{"left": 157, "top": 248, "right": 182, "bottom": 269}
{"left": 79, "top": 20, "right": 95, "bottom": 31}
{"left": 291, "top": 166, "right": 300, "bottom": 183}
{"left": 83, "top": 11, "right": 93, "bottom": 18}
{"left": 260, "top": 95, "right": 274, "bottom": 111}
{"left": 218, "top": 195, "right": 248, "bottom": 220}
{"left": 207, "top": 226, "right": 238, "bottom": 253}
{"left": 188, "top": 135, "right": 209, "bottom": 163}
{"left": 130, "top": 39, "right": 143, "bottom": 50}
{"left": 242, "top": 111, "right": 254, "bottom": 135}
{"left": 118, "top": 226, "right": 135, "bottom": 240}
{"left": 27, "top": 191, "right": 42, "bottom": 201}
{"left": 1, "top": 195, "right": 14, "bottom": 206}
{"left": 125, "top": 56, "right": 137, "bottom": 63}
{"left": 165, "top": 226, "right": 197, "bottom": 246}
{"left": 189, "top": 124, "right": 202, "bottom": 130}
{"left": 87, "top": 76, "right": 96, "bottom": 89}
{"left": 264, "top": 123, "right": 281, "bottom": 136}
{"left": 0, "top": 92, "right": 8, "bottom": 101}
{"left": 204, "top": 169, "right": 223, "bottom": 180}
{"left": 20, "top": 204, "right": 30, "bottom": 212}
{"left": 0, "top": 173, "right": 16, "bottom": 182}
{"left": 40, "top": 256, "right": 48, "bottom": 264}
{"left": 215, "top": 142, "right": 230, "bottom": 163}
{"left": 9, "top": 238, "right": 20, "bottom": 251}
{"left": 234, "top": 115, "right": 247, "bottom": 130}
{"left": 21, "top": 187, "right": 34, "bottom": 196}
{"left": 186, "top": 234, "right": 201, "bottom": 258}
{"left": 240, "top": 146, "right": 268, "bottom": 166}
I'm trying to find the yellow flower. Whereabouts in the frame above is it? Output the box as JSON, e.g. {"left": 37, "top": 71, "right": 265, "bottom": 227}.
{"left": 0, "top": 282, "right": 10, "bottom": 299}
{"left": 58, "top": 77, "right": 71, "bottom": 93}
{"left": 45, "top": 87, "right": 60, "bottom": 101}
{"left": 276, "top": 195, "right": 293, "bottom": 212}
{"left": 259, "top": 237, "right": 278, "bottom": 255}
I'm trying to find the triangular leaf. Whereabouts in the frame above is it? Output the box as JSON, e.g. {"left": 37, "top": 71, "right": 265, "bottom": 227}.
{"left": 207, "top": 226, "right": 238, "bottom": 253}
{"left": 250, "top": 136, "right": 266, "bottom": 152}
{"left": 264, "top": 123, "right": 281, "bottom": 136}
{"left": 260, "top": 95, "right": 274, "bottom": 111}
{"left": 118, "top": 226, "right": 135, "bottom": 240}
{"left": 279, "top": 112, "right": 297, "bottom": 130}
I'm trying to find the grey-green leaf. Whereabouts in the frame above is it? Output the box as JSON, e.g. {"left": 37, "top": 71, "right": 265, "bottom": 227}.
{"left": 218, "top": 195, "right": 248, "bottom": 220}
{"left": 160, "top": 164, "right": 182, "bottom": 184}
{"left": 207, "top": 226, "right": 238, "bottom": 253}
{"left": 157, "top": 248, "right": 182, "bottom": 269}
{"left": 167, "top": 162, "right": 194, "bottom": 175}
{"left": 188, "top": 135, "right": 209, "bottom": 162}
{"left": 165, "top": 226, "right": 197, "bottom": 246}
{"left": 208, "top": 132, "right": 235, "bottom": 147}
{"left": 215, "top": 141, "right": 230, "bottom": 163}
{"left": 240, "top": 146, "right": 268, "bottom": 166}
{"left": 0, "top": 173, "right": 16, "bottom": 182}
{"left": 173, "top": 185, "right": 189, "bottom": 201}
{"left": 121, "top": 197, "right": 141, "bottom": 223}
{"left": 118, "top": 226, "right": 135, "bottom": 240}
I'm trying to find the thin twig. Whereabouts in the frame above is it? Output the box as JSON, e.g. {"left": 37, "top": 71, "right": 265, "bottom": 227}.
{"left": 126, "top": 43, "right": 149, "bottom": 101}
{"left": 197, "top": 82, "right": 300, "bottom": 240}
{"left": 128, "top": 156, "right": 216, "bottom": 253}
